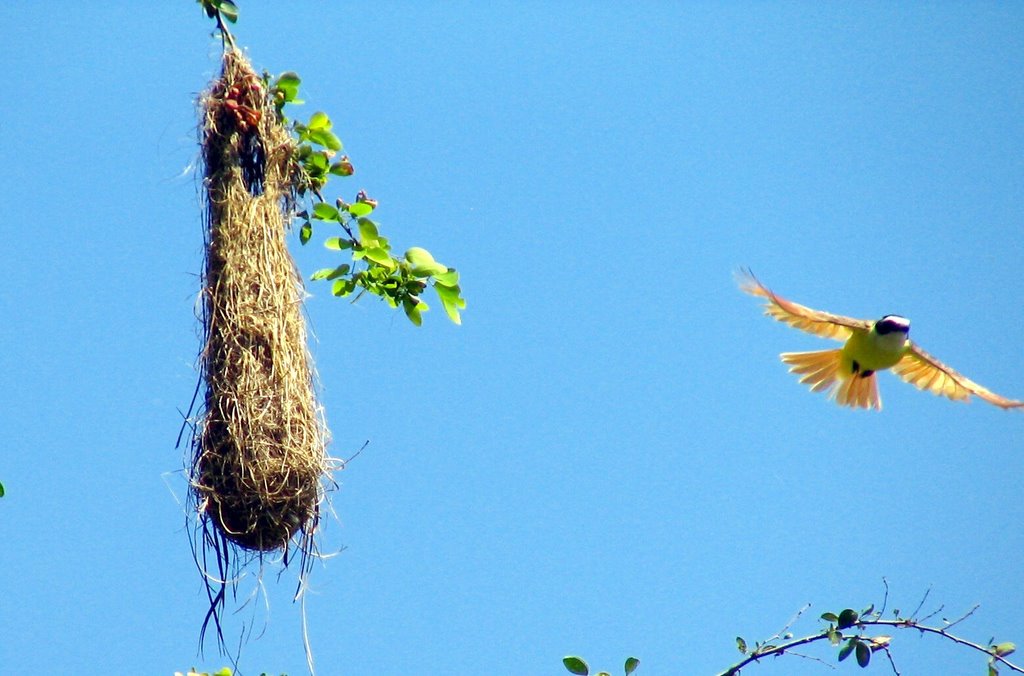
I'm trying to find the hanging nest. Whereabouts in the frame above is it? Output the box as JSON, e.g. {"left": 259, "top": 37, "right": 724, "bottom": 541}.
{"left": 191, "top": 47, "right": 329, "bottom": 557}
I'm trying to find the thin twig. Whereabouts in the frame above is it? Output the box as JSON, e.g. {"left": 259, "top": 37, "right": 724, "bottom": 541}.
{"left": 910, "top": 586, "right": 932, "bottom": 620}
{"left": 881, "top": 647, "right": 901, "bottom": 676}
{"left": 215, "top": 11, "right": 237, "bottom": 51}
{"left": 774, "top": 604, "right": 811, "bottom": 640}
{"left": 943, "top": 604, "right": 980, "bottom": 631}
{"left": 918, "top": 603, "right": 944, "bottom": 624}
{"left": 786, "top": 650, "right": 835, "bottom": 669}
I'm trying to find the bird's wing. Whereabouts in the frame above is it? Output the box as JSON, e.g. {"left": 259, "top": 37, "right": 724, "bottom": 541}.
{"left": 893, "top": 343, "right": 1024, "bottom": 409}
{"left": 738, "top": 269, "right": 871, "bottom": 342}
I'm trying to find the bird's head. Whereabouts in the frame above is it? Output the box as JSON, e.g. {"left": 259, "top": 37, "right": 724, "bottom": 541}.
{"left": 875, "top": 315, "right": 910, "bottom": 336}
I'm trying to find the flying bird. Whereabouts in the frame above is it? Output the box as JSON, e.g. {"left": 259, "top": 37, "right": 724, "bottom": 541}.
{"left": 739, "top": 270, "right": 1024, "bottom": 411}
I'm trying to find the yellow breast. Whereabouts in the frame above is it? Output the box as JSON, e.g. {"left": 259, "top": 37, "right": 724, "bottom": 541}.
{"left": 841, "top": 328, "right": 908, "bottom": 374}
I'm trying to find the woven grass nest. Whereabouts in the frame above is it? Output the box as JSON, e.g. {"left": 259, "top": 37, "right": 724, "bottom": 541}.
{"left": 191, "top": 47, "right": 329, "bottom": 556}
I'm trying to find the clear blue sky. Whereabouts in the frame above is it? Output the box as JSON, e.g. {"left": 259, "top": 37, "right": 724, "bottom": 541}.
{"left": 1, "top": 3, "right": 1022, "bottom": 674}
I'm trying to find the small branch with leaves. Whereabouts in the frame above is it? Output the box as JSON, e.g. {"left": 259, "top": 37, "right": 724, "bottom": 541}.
{"left": 267, "top": 68, "right": 466, "bottom": 324}
{"left": 199, "top": 0, "right": 465, "bottom": 326}
{"left": 722, "top": 596, "right": 1020, "bottom": 676}
{"left": 272, "top": 74, "right": 466, "bottom": 325}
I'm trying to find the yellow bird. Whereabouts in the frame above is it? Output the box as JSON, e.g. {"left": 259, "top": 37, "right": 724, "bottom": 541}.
{"left": 739, "top": 270, "right": 1024, "bottom": 411}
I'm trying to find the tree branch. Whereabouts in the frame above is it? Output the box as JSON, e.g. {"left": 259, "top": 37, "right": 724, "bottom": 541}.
{"left": 718, "top": 614, "right": 1022, "bottom": 676}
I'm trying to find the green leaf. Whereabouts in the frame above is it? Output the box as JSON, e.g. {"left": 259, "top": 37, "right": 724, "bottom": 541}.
{"left": 349, "top": 202, "right": 374, "bottom": 218}
{"left": 433, "top": 269, "right": 460, "bottom": 287}
{"left": 563, "top": 657, "right": 589, "bottom": 675}
{"left": 324, "top": 237, "right": 351, "bottom": 250}
{"left": 439, "top": 296, "right": 462, "bottom": 325}
{"left": 413, "top": 262, "right": 449, "bottom": 278}
{"left": 308, "top": 128, "right": 343, "bottom": 151}
{"left": 327, "top": 264, "right": 350, "bottom": 279}
{"left": 358, "top": 218, "right": 380, "bottom": 244}
{"left": 994, "top": 642, "right": 1016, "bottom": 657}
{"left": 312, "top": 203, "right": 341, "bottom": 222}
{"left": 406, "top": 247, "right": 448, "bottom": 277}
{"left": 332, "top": 279, "right": 355, "bottom": 296}
{"left": 434, "top": 282, "right": 463, "bottom": 304}
{"left": 0, "top": 481, "right": 5, "bottom": 497}
{"left": 411, "top": 261, "right": 448, "bottom": 276}
{"left": 855, "top": 640, "right": 871, "bottom": 667}
{"left": 821, "top": 612, "right": 839, "bottom": 623}
{"left": 308, "top": 111, "right": 331, "bottom": 130}
{"left": 275, "top": 72, "right": 301, "bottom": 99}
{"left": 217, "top": 0, "right": 238, "bottom": 22}
{"left": 838, "top": 639, "right": 856, "bottom": 662}
{"left": 311, "top": 264, "right": 350, "bottom": 281}
{"left": 299, "top": 221, "right": 312, "bottom": 245}
{"left": 735, "top": 637, "right": 747, "bottom": 654}
{"left": 624, "top": 657, "right": 639, "bottom": 675}
{"left": 405, "top": 246, "right": 435, "bottom": 267}
{"left": 363, "top": 247, "right": 396, "bottom": 268}
{"left": 403, "top": 298, "right": 425, "bottom": 326}
{"left": 306, "top": 151, "right": 330, "bottom": 174}
{"left": 989, "top": 665, "right": 999, "bottom": 676}
{"left": 837, "top": 609, "right": 859, "bottom": 630}
{"left": 435, "top": 283, "right": 465, "bottom": 324}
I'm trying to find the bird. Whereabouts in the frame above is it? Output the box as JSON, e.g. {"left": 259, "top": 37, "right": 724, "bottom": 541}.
{"left": 738, "top": 270, "right": 1024, "bottom": 411}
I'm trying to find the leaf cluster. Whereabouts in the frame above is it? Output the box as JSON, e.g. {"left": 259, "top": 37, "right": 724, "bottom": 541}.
{"left": 263, "top": 72, "right": 464, "bottom": 326}
{"left": 819, "top": 607, "right": 890, "bottom": 669}
{"left": 303, "top": 197, "right": 465, "bottom": 325}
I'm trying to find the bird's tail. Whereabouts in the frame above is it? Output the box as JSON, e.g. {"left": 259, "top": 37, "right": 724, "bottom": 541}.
{"left": 780, "top": 349, "right": 882, "bottom": 410}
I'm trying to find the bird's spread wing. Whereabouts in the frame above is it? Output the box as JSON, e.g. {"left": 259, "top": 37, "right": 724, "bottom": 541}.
{"left": 893, "top": 344, "right": 1024, "bottom": 409}
{"left": 738, "top": 269, "right": 871, "bottom": 342}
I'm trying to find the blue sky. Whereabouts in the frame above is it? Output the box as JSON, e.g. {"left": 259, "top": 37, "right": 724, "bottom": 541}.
{"left": 1, "top": 2, "right": 1022, "bottom": 674}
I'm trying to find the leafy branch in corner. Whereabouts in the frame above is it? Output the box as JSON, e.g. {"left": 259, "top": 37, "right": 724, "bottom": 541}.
{"left": 272, "top": 75, "right": 465, "bottom": 325}
{"left": 199, "top": 0, "right": 465, "bottom": 326}
{"left": 722, "top": 586, "right": 1020, "bottom": 675}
